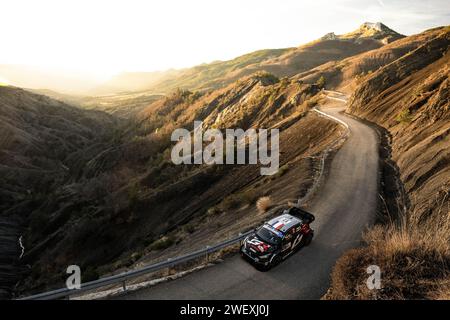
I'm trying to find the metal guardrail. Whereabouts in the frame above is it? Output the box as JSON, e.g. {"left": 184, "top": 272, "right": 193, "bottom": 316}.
{"left": 19, "top": 230, "right": 253, "bottom": 300}
{"left": 302, "top": 101, "right": 350, "bottom": 205}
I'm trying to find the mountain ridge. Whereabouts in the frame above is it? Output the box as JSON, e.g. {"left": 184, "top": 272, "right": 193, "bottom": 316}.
{"left": 85, "top": 22, "right": 405, "bottom": 95}
{"left": 322, "top": 22, "right": 403, "bottom": 43}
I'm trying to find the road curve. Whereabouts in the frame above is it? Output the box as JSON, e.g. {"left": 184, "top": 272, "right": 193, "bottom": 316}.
{"left": 116, "top": 93, "right": 379, "bottom": 300}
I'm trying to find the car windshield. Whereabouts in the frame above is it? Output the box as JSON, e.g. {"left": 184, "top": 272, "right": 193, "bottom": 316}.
{"left": 256, "top": 226, "right": 282, "bottom": 245}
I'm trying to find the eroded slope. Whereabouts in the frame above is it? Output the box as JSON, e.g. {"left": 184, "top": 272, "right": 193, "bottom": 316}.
{"left": 326, "top": 26, "right": 450, "bottom": 300}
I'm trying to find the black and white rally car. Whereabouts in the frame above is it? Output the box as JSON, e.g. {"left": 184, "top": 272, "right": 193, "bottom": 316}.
{"left": 240, "top": 207, "right": 315, "bottom": 270}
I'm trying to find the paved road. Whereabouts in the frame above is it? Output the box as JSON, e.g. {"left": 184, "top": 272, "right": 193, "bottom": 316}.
{"left": 117, "top": 92, "right": 379, "bottom": 299}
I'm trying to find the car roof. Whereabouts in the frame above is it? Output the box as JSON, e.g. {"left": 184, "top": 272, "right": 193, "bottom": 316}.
{"left": 266, "top": 214, "right": 301, "bottom": 233}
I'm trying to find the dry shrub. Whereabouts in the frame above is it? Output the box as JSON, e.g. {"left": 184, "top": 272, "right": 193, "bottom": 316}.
{"left": 326, "top": 206, "right": 450, "bottom": 300}
{"left": 219, "top": 194, "right": 242, "bottom": 211}
{"left": 149, "top": 236, "right": 175, "bottom": 251}
{"left": 287, "top": 200, "right": 297, "bottom": 207}
{"left": 218, "top": 190, "right": 260, "bottom": 212}
{"left": 241, "top": 189, "right": 260, "bottom": 205}
{"left": 256, "top": 196, "right": 273, "bottom": 214}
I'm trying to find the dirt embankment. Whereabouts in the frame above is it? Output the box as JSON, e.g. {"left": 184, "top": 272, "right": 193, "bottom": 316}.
{"left": 326, "top": 27, "right": 450, "bottom": 299}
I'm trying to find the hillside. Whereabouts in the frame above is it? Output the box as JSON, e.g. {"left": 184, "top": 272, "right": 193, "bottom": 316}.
{"left": 0, "top": 86, "right": 119, "bottom": 298}
{"left": 97, "top": 22, "right": 402, "bottom": 95}
{"left": 326, "top": 26, "right": 450, "bottom": 299}
{"left": 0, "top": 86, "right": 118, "bottom": 206}
{"left": 1, "top": 75, "right": 343, "bottom": 297}
{"left": 94, "top": 49, "right": 291, "bottom": 94}
{"left": 0, "top": 65, "right": 101, "bottom": 95}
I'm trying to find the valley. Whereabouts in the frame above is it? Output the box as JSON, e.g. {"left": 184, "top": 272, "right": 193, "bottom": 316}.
{"left": 0, "top": 22, "right": 448, "bottom": 300}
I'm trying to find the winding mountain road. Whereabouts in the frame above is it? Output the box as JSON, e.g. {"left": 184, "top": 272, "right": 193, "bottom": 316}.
{"left": 117, "top": 92, "right": 379, "bottom": 299}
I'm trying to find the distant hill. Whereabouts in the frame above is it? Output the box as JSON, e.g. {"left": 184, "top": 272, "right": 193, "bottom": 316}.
{"left": 95, "top": 22, "right": 403, "bottom": 95}
{"left": 326, "top": 22, "right": 403, "bottom": 43}
{"left": 296, "top": 25, "right": 443, "bottom": 92}
{"left": 0, "top": 65, "right": 102, "bottom": 95}
{"left": 93, "top": 48, "right": 291, "bottom": 94}
{"left": 30, "top": 88, "right": 164, "bottom": 118}
{"left": 90, "top": 70, "right": 181, "bottom": 95}
{"left": 0, "top": 23, "right": 403, "bottom": 97}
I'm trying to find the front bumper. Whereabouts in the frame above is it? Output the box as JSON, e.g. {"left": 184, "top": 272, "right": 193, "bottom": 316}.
{"left": 240, "top": 247, "right": 271, "bottom": 266}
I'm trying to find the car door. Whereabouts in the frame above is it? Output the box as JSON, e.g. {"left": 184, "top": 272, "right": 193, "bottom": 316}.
{"left": 291, "top": 224, "right": 303, "bottom": 250}
{"left": 281, "top": 226, "right": 298, "bottom": 256}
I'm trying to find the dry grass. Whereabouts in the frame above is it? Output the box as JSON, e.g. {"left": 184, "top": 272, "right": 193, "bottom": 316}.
{"left": 326, "top": 203, "right": 450, "bottom": 300}
{"left": 429, "top": 281, "right": 450, "bottom": 300}
{"left": 256, "top": 196, "right": 273, "bottom": 214}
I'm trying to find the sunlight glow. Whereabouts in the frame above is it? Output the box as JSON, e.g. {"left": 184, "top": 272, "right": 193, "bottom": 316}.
{"left": 0, "top": 0, "right": 447, "bottom": 82}
{"left": 0, "top": 76, "right": 10, "bottom": 86}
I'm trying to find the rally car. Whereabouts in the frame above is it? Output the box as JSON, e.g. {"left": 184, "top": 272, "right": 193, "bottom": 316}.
{"left": 240, "top": 207, "right": 315, "bottom": 270}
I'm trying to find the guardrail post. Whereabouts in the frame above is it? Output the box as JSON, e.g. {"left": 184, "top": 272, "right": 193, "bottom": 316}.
{"left": 205, "top": 245, "right": 211, "bottom": 264}
{"left": 167, "top": 258, "right": 172, "bottom": 276}
{"left": 122, "top": 281, "right": 127, "bottom": 292}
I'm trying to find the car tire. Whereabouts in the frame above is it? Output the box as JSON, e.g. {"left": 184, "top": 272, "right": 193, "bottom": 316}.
{"left": 268, "top": 254, "right": 282, "bottom": 269}
{"left": 304, "top": 232, "right": 314, "bottom": 246}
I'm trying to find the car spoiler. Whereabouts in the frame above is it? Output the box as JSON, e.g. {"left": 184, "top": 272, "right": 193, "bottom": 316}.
{"left": 286, "top": 207, "right": 315, "bottom": 224}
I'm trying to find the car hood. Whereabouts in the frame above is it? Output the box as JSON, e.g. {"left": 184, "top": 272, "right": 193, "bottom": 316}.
{"left": 245, "top": 234, "right": 273, "bottom": 253}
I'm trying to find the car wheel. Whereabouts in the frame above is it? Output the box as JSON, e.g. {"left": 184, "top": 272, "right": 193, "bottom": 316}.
{"left": 269, "top": 254, "right": 282, "bottom": 269}
{"left": 304, "top": 232, "right": 314, "bottom": 246}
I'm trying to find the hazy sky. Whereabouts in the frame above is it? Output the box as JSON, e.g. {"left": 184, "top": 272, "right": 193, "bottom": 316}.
{"left": 1, "top": 0, "right": 448, "bottom": 78}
